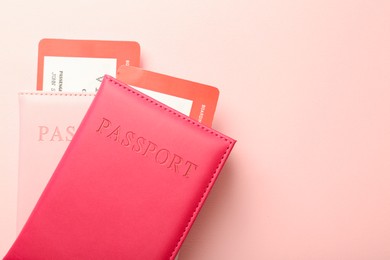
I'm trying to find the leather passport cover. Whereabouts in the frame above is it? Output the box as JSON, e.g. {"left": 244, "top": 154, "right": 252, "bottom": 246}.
{"left": 6, "top": 75, "right": 235, "bottom": 259}
{"left": 17, "top": 92, "right": 95, "bottom": 234}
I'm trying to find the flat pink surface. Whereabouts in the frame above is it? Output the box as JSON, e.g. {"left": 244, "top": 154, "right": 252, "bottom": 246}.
{"left": 1, "top": 1, "right": 389, "bottom": 259}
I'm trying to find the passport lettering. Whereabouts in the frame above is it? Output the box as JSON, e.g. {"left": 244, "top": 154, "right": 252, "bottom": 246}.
{"left": 96, "top": 117, "right": 198, "bottom": 177}
{"left": 38, "top": 125, "right": 76, "bottom": 142}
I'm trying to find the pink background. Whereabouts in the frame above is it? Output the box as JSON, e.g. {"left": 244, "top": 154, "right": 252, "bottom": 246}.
{"left": 1, "top": 0, "right": 390, "bottom": 259}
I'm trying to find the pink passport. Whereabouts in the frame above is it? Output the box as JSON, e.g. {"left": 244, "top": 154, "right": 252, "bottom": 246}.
{"left": 6, "top": 75, "right": 235, "bottom": 259}
{"left": 17, "top": 92, "right": 95, "bottom": 233}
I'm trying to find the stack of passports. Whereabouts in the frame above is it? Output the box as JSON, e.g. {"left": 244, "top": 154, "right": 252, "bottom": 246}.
{"left": 5, "top": 75, "right": 235, "bottom": 259}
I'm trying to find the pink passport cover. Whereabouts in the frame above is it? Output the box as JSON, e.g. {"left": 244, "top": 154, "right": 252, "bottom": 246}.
{"left": 6, "top": 75, "right": 235, "bottom": 259}
{"left": 17, "top": 92, "right": 95, "bottom": 233}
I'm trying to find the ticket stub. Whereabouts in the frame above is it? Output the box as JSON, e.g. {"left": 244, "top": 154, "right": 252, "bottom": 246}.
{"left": 117, "top": 66, "right": 219, "bottom": 127}
{"left": 37, "top": 38, "right": 140, "bottom": 92}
